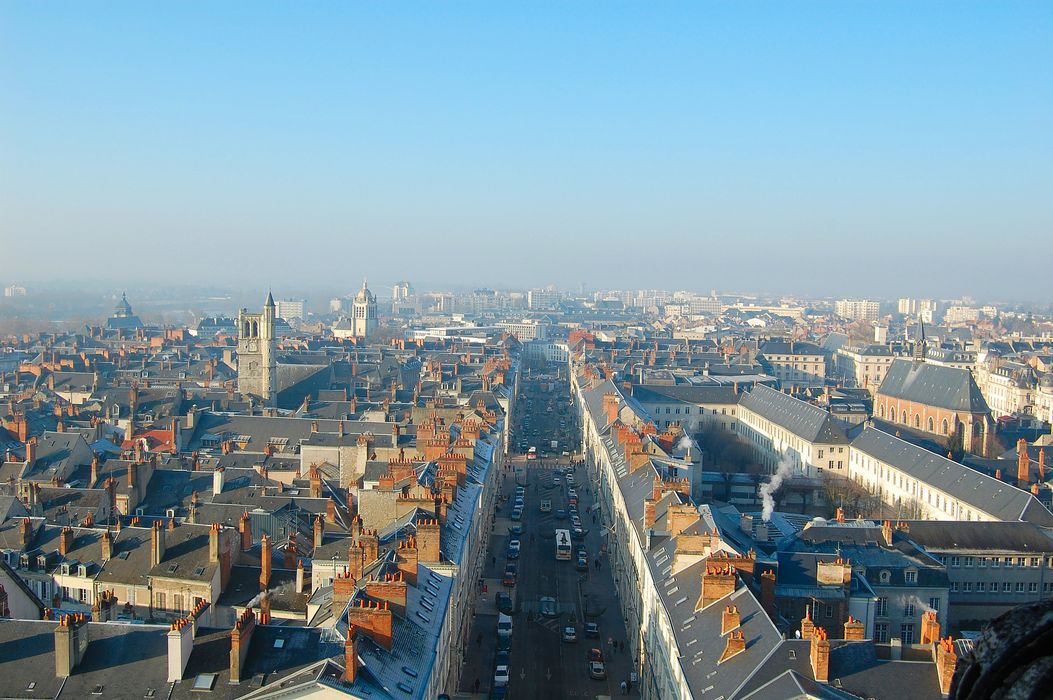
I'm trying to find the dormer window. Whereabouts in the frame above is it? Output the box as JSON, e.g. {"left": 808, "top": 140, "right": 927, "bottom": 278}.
{"left": 61, "top": 563, "right": 71, "bottom": 575}
{"left": 905, "top": 569, "right": 917, "bottom": 584}
{"left": 78, "top": 564, "right": 88, "bottom": 577}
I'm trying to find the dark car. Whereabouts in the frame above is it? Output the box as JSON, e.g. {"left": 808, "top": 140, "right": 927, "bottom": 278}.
{"left": 496, "top": 592, "right": 514, "bottom": 614}
{"left": 585, "top": 622, "right": 600, "bottom": 638}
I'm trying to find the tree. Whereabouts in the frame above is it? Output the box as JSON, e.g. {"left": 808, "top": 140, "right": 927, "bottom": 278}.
{"left": 946, "top": 426, "right": 965, "bottom": 463}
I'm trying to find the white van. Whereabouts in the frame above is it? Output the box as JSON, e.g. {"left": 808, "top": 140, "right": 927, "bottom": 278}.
{"left": 497, "top": 613, "right": 513, "bottom": 638}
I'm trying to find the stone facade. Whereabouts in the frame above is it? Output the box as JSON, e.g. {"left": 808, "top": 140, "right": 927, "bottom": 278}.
{"left": 237, "top": 293, "right": 277, "bottom": 404}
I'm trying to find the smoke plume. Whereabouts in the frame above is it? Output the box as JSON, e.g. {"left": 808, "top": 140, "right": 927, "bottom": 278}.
{"left": 760, "top": 454, "right": 795, "bottom": 522}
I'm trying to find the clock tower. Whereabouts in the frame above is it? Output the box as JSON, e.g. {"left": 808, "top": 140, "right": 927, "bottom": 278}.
{"left": 237, "top": 292, "right": 277, "bottom": 404}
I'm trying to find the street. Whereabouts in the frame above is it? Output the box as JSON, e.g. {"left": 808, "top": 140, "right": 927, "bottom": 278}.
{"left": 458, "top": 373, "right": 637, "bottom": 699}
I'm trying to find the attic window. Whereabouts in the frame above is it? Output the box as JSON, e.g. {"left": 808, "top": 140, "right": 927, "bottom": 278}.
{"left": 192, "top": 673, "right": 217, "bottom": 691}
{"left": 92, "top": 685, "right": 104, "bottom": 695}
{"left": 273, "top": 639, "right": 285, "bottom": 649}
{"left": 27, "top": 682, "right": 36, "bottom": 690}
{"left": 144, "top": 690, "right": 156, "bottom": 698}
{"left": 167, "top": 563, "right": 179, "bottom": 573}
{"left": 193, "top": 566, "right": 206, "bottom": 576}
{"left": 118, "top": 552, "right": 130, "bottom": 560}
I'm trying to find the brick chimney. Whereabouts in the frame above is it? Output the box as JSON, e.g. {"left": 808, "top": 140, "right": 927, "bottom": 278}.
{"left": 921, "top": 610, "right": 941, "bottom": 645}
{"left": 229, "top": 608, "right": 256, "bottom": 682}
{"left": 309, "top": 467, "right": 322, "bottom": 499}
{"left": 209, "top": 523, "right": 221, "bottom": 564}
{"left": 366, "top": 572, "right": 409, "bottom": 617}
{"left": 1018, "top": 439, "right": 1031, "bottom": 487}
{"left": 416, "top": 519, "right": 441, "bottom": 562}
{"left": 348, "top": 544, "right": 365, "bottom": 582}
{"left": 333, "top": 568, "right": 357, "bottom": 611}
{"left": 59, "top": 527, "right": 75, "bottom": 557}
{"left": 844, "top": 615, "right": 865, "bottom": 641}
{"left": 935, "top": 637, "right": 958, "bottom": 695}
{"left": 881, "top": 520, "right": 893, "bottom": 546}
{"left": 718, "top": 629, "right": 746, "bottom": 663}
{"left": 810, "top": 627, "right": 830, "bottom": 682}
{"left": 260, "top": 591, "right": 272, "bottom": 624}
{"left": 602, "top": 392, "right": 619, "bottom": 425}
{"left": 239, "top": 512, "right": 252, "bottom": 551}
{"left": 643, "top": 499, "right": 657, "bottom": 529}
{"left": 346, "top": 599, "right": 394, "bottom": 650}
{"left": 721, "top": 605, "right": 741, "bottom": 635}
{"left": 100, "top": 530, "right": 113, "bottom": 561}
{"left": 284, "top": 532, "right": 297, "bottom": 569}
{"left": 313, "top": 515, "right": 324, "bottom": 549}
{"left": 296, "top": 559, "right": 305, "bottom": 593}
{"left": 760, "top": 569, "right": 776, "bottom": 620}
{"left": 668, "top": 503, "right": 699, "bottom": 537}
{"left": 54, "top": 613, "right": 89, "bottom": 678}
{"left": 359, "top": 529, "right": 380, "bottom": 566}
{"left": 150, "top": 520, "right": 166, "bottom": 568}
{"left": 19, "top": 518, "right": 33, "bottom": 549}
{"left": 397, "top": 537, "right": 419, "bottom": 585}
{"left": 835, "top": 506, "right": 845, "bottom": 523}
{"left": 800, "top": 607, "right": 816, "bottom": 641}
{"left": 24, "top": 437, "right": 37, "bottom": 469}
{"left": 259, "top": 535, "right": 272, "bottom": 590}
{"left": 326, "top": 497, "right": 337, "bottom": 524}
{"left": 1039, "top": 448, "right": 1046, "bottom": 481}
{"left": 344, "top": 626, "right": 359, "bottom": 684}
{"left": 697, "top": 562, "right": 736, "bottom": 610}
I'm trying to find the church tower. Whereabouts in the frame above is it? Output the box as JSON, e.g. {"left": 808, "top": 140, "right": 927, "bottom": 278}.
{"left": 238, "top": 292, "right": 278, "bottom": 404}
{"left": 352, "top": 280, "right": 378, "bottom": 338}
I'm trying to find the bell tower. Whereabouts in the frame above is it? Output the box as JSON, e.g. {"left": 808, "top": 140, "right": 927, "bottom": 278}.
{"left": 238, "top": 292, "right": 277, "bottom": 404}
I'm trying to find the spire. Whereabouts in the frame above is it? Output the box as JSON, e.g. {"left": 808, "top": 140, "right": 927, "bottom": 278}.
{"left": 265, "top": 290, "right": 275, "bottom": 308}
{"left": 913, "top": 322, "right": 926, "bottom": 362}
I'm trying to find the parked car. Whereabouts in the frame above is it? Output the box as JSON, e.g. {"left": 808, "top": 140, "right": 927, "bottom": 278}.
{"left": 588, "top": 648, "right": 606, "bottom": 679}
{"left": 496, "top": 592, "right": 514, "bottom": 614}
{"left": 540, "top": 499, "right": 552, "bottom": 513}
{"left": 507, "top": 540, "right": 521, "bottom": 559}
{"left": 494, "top": 665, "right": 510, "bottom": 687}
{"left": 571, "top": 526, "right": 585, "bottom": 540}
{"left": 497, "top": 613, "right": 513, "bottom": 638}
{"left": 584, "top": 622, "right": 600, "bottom": 638}
{"left": 562, "top": 626, "right": 578, "bottom": 643}
{"left": 511, "top": 507, "right": 523, "bottom": 522}
{"left": 575, "top": 556, "right": 588, "bottom": 571}
{"left": 509, "top": 523, "right": 523, "bottom": 536}
{"left": 555, "top": 509, "right": 567, "bottom": 520}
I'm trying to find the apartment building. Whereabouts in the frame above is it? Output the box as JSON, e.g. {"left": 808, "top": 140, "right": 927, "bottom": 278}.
{"left": 835, "top": 344, "right": 896, "bottom": 389}
{"left": 757, "top": 340, "right": 827, "bottom": 389}
{"left": 835, "top": 299, "right": 881, "bottom": 322}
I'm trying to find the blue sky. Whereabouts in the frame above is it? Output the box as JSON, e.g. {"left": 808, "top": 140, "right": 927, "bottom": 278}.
{"left": 2, "top": 2, "right": 1051, "bottom": 299}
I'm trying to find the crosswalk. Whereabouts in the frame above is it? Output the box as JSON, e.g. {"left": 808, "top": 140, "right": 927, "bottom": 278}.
{"left": 534, "top": 616, "right": 563, "bottom": 634}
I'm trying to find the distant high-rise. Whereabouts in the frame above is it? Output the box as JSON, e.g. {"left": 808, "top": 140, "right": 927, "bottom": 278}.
{"left": 352, "top": 280, "right": 378, "bottom": 338}
{"left": 275, "top": 298, "right": 305, "bottom": 322}
{"left": 392, "top": 281, "right": 414, "bottom": 303}
{"left": 527, "top": 288, "right": 560, "bottom": 310}
{"left": 835, "top": 299, "right": 880, "bottom": 322}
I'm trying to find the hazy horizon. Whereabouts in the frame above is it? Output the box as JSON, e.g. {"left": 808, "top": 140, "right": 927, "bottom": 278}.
{"left": 2, "top": 2, "right": 1051, "bottom": 299}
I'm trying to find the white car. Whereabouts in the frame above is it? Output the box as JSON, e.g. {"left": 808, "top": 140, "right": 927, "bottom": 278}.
{"left": 494, "top": 665, "right": 510, "bottom": 687}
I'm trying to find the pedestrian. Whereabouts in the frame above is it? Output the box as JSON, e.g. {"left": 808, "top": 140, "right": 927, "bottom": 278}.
{"left": 620, "top": 680, "right": 628, "bottom": 694}
{"left": 474, "top": 678, "right": 480, "bottom": 693}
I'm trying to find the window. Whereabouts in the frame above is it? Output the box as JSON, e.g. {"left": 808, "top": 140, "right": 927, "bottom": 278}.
{"left": 963, "top": 582, "right": 973, "bottom": 593}
{"left": 978, "top": 557, "right": 987, "bottom": 568}
{"left": 1029, "top": 582, "right": 1038, "bottom": 593}
{"left": 156, "top": 592, "right": 166, "bottom": 611}
{"left": 900, "top": 624, "right": 915, "bottom": 644}
{"left": 904, "top": 602, "right": 916, "bottom": 617}
{"left": 876, "top": 597, "right": 888, "bottom": 617}
{"left": 950, "top": 556, "right": 961, "bottom": 567}
{"left": 1017, "top": 557, "right": 1026, "bottom": 567}
{"left": 964, "top": 557, "right": 974, "bottom": 568}
{"left": 1016, "top": 582, "right": 1026, "bottom": 593}
{"left": 929, "top": 597, "right": 941, "bottom": 611}
{"left": 875, "top": 623, "right": 889, "bottom": 643}
{"left": 1031, "top": 557, "right": 1041, "bottom": 568}
{"left": 1004, "top": 557, "right": 1014, "bottom": 567}
{"left": 992, "top": 557, "right": 1000, "bottom": 568}
{"left": 951, "top": 582, "right": 959, "bottom": 592}
{"left": 1003, "top": 582, "right": 1012, "bottom": 593}
{"left": 905, "top": 570, "right": 917, "bottom": 584}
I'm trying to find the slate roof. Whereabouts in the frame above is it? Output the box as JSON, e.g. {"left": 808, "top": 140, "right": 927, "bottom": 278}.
{"left": 900, "top": 520, "right": 1053, "bottom": 553}
{"left": 631, "top": 384, "right": 740, "bottom": 406}
{"left": 740, "top": 384, "right": 850, "bottom": 444}
{"left": 851, "top": 428, "right": 1053, "bottom": 526}
{"left": 876, "top": 359, "right": 990, "bottom": 414}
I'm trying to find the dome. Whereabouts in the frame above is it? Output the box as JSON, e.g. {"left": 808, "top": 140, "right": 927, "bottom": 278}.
{"left": 354, "top": 280, "right": 375, "bottom": 304}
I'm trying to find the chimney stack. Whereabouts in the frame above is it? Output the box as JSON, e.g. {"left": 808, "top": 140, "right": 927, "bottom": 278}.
{"left": 344, "top": 627, "right": 359, "bottom": 684}
{"left": 697, "top": 562, "right": 736, "bottom": 610}
{"left": 721, "top": 605, "right": 741, "bottom": 636}
{"left": 259, "top": 535, "right": 272, "bottom": 590}
{"left": 213, "top": 466, "right": 225, "bottom": 495}
{"left": 921, "top": 610, "right": 941, "bottom": 645}
{"left": 54, "top": 614, "right": 89, "bottom": 678}
{"left": 1018, "top": 439, "right": 1031, "bottom": 487}
{"left": 314, "top": 515, "right": 324, "bottom": 549}
{"left": 345, "top": 599, "right": 394, "bottom": 650}
{"left": 100, "top": 530, "right": 113, "bottom": 561}
{"left": 810, "top": 627, "right": 830, "bottom": 682}
{"left": 284, "top": 533, "right": 297, "bottom": 569}
{"left": 844, "top": 615, "right": 865, "bottom": 641}
{"left": 365, "top": 572, "right": 409, "bottom": 617}
{"left": 167, "top": 617, "right": 194, "bottom": 682}
{"left": 936, "top": 637, "right": 958, "bottom": 695}
{"left": 239, "top": 512, "right": 252, "bottom": 551}
{"left": 59, "top": 527, "right": 75, "bottom": 557}
{"left": 718, "top": 629, "right": 746, "bottom": 663}
{"left": 229, "top": 608, "right": 257, "bottom": 682}
{"left": 416, "top": 519, "right": 441, "bottom": 562}
{"left": 209, "top": 523, "right": 221, "bottom": 564}
{"left": 296, "top": 559, "right": 305, "bottom": 593}
{"left": 150, "top": 520, "right": 166, "bottom": 567}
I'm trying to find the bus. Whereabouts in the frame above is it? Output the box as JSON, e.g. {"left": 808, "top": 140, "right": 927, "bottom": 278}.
{"left": 527, "top": 446, "right": 537, "bottom": 460}
{"left": 555, "top": 529, "right": 572, "bottom": 561}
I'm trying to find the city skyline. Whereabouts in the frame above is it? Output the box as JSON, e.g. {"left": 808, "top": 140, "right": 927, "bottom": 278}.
{"left": 3, "top": 2, "right": 1052, "bottom": 298}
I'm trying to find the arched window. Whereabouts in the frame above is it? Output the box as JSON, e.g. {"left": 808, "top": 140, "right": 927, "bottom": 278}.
{"left": 941, "top": 419, "right": 949, "bottom": 435}
{"left": 242, "top": 321, "right": 250, "bottom": 337}
{"left": 902, "top": 410, "right": 909, "bottom": 424}
{"left": 927, "top": 417, "right": 934, "bottom": 432}
{"left": 914, "top": 414, "right": 921, "bottom": 428}
{"left": 879, "top": 404, "right": 885, "bottom": 418}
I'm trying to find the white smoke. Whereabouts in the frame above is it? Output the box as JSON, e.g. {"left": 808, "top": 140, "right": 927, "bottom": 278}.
{"left": 676, "top": 436, "right": 693, "bottom": 452}
{"left": 759, "top": 454, "right": 795, "bottom": 522}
